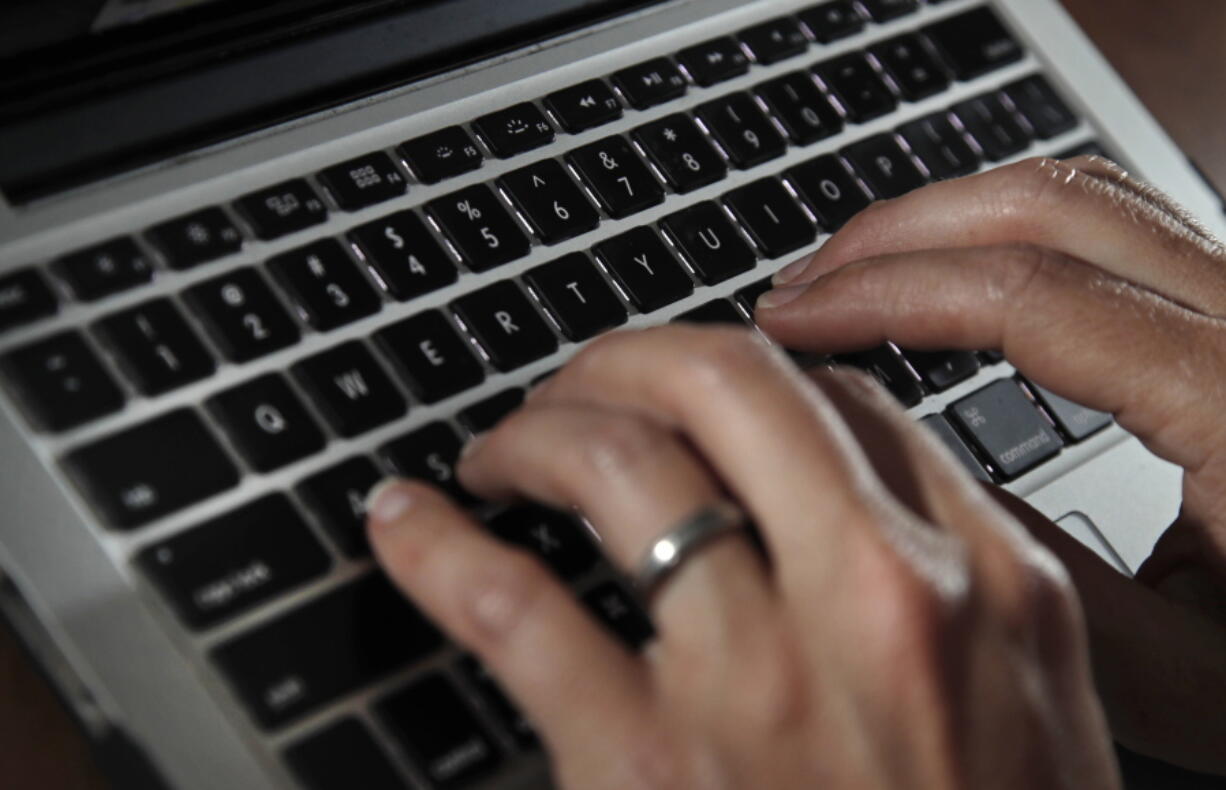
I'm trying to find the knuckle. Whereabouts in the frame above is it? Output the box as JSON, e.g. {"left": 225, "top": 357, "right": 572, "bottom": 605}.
{"left": 989, "top": 544, "right": 1081, "bottom": 645}
{"left": 673, "top": 329, "right": 772, "bottom": 389}
{"left": 619, "top": 729, "right": 691, "bottom": 790}
{"left": 458, "top": 549, "right": 552, "bottom": 651}
{"left": 573, "top": 413, "right": 668, "bottom": 479}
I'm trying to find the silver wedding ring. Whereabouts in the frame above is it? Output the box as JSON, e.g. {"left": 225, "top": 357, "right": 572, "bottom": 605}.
{"left": 635, "top": 501, "right": 749, "bottom": 602}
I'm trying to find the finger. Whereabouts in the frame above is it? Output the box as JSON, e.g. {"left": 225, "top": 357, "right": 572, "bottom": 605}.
{"left": 458, "top": 402, "right": 775, "bottom": 653}
{"left": 530, "top": 326, "right": 885, "bottom": 593}
{"left": 774, "top": 156, "right": 1226, "bottom": 315}
{"left": 366, "top": 480, "right": 653, "bottom": 761}
{"left": 811, "top": 368, "right": 1057, "bottom": 614}
{"left": 756, "top": 244, "right": 1226, "bottom": 473}
{"left": 986, "top": 487, "right": 1226, "bottom": 775}
{"left": 1066, "top": 155, "right": 1222, "bottom": 245}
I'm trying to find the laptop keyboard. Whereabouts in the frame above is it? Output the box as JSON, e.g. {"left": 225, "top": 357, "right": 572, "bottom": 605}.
{"left": 0, "top": 2, "right": 1121, "bottom": 787}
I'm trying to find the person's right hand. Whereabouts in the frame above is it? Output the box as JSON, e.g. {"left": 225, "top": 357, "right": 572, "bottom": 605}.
{"left": 754, "top": 155, "right": 1226, "bottom": 775}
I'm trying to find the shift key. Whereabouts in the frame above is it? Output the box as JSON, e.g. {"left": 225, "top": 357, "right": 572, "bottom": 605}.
{"left": 213, "top": 574, "right": 442, "bottom": 730}
{"left": 948, "top": 379, "right": 1063, "bottom": 480}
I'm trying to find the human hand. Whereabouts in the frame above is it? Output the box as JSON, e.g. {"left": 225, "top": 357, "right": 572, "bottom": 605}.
{"left": 367, "top": 326, "right": 1119, "bottom": 789}
{"left": 755, "top": 155, "right": 1226, "bottom": 774}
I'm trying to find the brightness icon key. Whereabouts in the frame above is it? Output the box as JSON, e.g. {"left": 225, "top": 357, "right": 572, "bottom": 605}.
{"left": 472, "top": 102, "right": 555, "bottom": 158}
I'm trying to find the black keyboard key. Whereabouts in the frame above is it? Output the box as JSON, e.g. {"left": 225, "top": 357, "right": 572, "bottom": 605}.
{"left": 377, "top": 675, "right": 502, "bottom": 788}
{"left": 472, "top": 103, "right": 555, "bottom": 159}
{"left": 497, "top": 159, "right": 601, "bottom": 244}
{"left": 898, "top": 113, "right": 981, "bottom": 180}
{"left": 659, "top": 201, "right": 757, "bottom": 284}
{"left": 183, "top": 268, "right": 300, "bottom": 363}
{"left": 1004, "top": 75, "right": 1078, "bottom": 139}
{"left": 610, "top": 58, "right": 688, "bottom": 110}
{"left": 207, "top": 374, "right": 325, "bottom": 472}
{"left": 842, "top": 134, "right": 928, "bottom": 198}
{"left": 380, "top": 422, "right": 473, "bottom": 505}
{"left": 268, "top": 240, "right": 382, "bottom": 332}
{"left": 900, "top": 349, "right": 980, "bottom": 391}
{"left": 979, "top": 350, "right": 1006, "bottom": 365}
{"left": 488, "top": 505, "right": 600, "bottom": 580}
{"left": 583, "top": 582, "right": 655, "bottom": 650}
{"left": 870, "top": 34, "right": 950, "bottom": 101}
{"left": 954, "top": 93, "right": 1033, "bottom": 161}
{"left": 293, "top": 342, "right": 405, "bottom": 438}
{"left": 755, "top": 72, "right": 843, "bottom": 146}
{"left": 0, "top": 268, "right": 57, "bottom": 333}
{"left": 296, "top": 456, "right": 383, "bottom": 557}
{"left": 147, "top": 208, "right": 243, "bottom": 270}
{"left": 137, "top": 495, "right": 330, "bottom": 630}
{"left": 53, "top": 238, "right": 153, "bottom": 300}
{"left": 523, "top": 253, "right": 627, "bottom": 341}
{"left": 784, "top": 154, "right": 873, "bottom": 230}
{"left": 924, "top": 7, "right": 1024, "bottom": 81}
{"left": 374, "top": 311, "right": 485, "bottom": 403}
{"left": 836, "top": 346, "right": 923, "bottom": 408}
{"left": 738, "top": 17, "right": 809, "bottom": 65}
{"left": 93, "top": 299, "right": 214, "bottom": 396}
{"left": 567, "top": 136, "right": 664, "bottom": 219}
{"left": 734, "top": 276, "right": 773, "bottom": 314}
{"left": 950, "top": 379, "right": 1064, "bottom": 480}
{"left": 63, "top": 409, "right": 239, "bottom": 529}
{"left": 920, "top": 414, "right": 991, "bottom": 483}
{"left": 544, "top": 79, "right": 623, "bottom": 133}
{"left": 1027, "top": 383, "right": 1113, "bottom": 442}
{"left": 695, "top": 93, "right": 787, "bottom": 170}
{"left": 234, "top": 179, "right": 328, "bottom": 240}
{"left": 632, "top": 114, "right": 727, "bottom": 194}
{"left": 286, "top": 719, "right": 407, "bottom": 790}
{"left": 797, "top": 1, "right": 864, "bottom": 43}
{"left": 1058, "top": 141, "right": 1114, "bottom": 161}
{"left": 349, "top": 211, "right": 457, "bottom": 302}
{"left": 398, "top": 126, "right": 484, "bottom": 185}
{"left": 452, "top": 281, "right": 557, "bottom": 372}
{"left": 723, "top": 178, "right": 816, "bottom": 258}
{"left": 859, "top": 0, "right": 918, "bottom": 22}
{"left": 317, "top": 151, "right": 408, "bottom": 211}
{"left": 814, "top": 53, "right": 897, "bottom": 124}
{"left": 214, "top": 574, "right": 442, "bottom": 729}
{"left": 593, "top": 226, "right": 693, "bottom": 312}
{"left": 674, "top": 299, "right": 748, "bottom": 326}
{"left": 458, "top": 388, "right": 525, "bottom": 434}
{"left": 457, "top": 656, "right": 537, "bottom": 749}
{"left": 676, "top": 37, "right": 750, "bottom": 87}
{"left": 0, "top": 331, "right": 124, "bottom": 432}
{"left": 426, "top": 184, "right": 531, "bottom": 272}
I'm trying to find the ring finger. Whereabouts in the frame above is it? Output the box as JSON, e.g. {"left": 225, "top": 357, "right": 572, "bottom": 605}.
{"left": 458, "top": 401, "right": 776, "bottom": 656}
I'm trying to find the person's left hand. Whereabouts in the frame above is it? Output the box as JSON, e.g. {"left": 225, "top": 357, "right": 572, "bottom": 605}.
{"left": 366, "top": 326, "right": 1119, "bottom": 790}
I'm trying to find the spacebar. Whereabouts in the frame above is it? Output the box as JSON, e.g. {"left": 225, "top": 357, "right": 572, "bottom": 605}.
{"left": 212, "top": 574, "right": 442, "bottom": 730}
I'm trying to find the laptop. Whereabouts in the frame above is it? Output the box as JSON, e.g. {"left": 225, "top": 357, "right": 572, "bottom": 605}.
{"left": 0, "top": 1, "right": 1219, "bottom": 788}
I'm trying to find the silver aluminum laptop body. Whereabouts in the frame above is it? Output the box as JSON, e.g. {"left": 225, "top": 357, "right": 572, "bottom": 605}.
{"left": 0, "top": 1, "right": 1214, "bottom": 788}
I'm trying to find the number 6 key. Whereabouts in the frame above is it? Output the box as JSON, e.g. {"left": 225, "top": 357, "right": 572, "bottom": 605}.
{"left": 497, "top": 159, "right": 601, "bottom": 244}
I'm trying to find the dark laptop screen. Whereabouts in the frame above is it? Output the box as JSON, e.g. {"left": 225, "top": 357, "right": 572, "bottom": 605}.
{"left": 0, "top": 0, "right": 664, "bottom": 203}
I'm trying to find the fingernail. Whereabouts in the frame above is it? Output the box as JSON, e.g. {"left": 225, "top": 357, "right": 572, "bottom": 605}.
{"left": 366, "top": 479, "right": 416, "bottom": 525}
{"left": 772, "top": 257, "right": 811, "bottom": 286}
{"left": 755, "top": 284, "right": 807, "bottom": 310}
{"left": 459, "top": 432, "right": 488, "bottom": 461}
